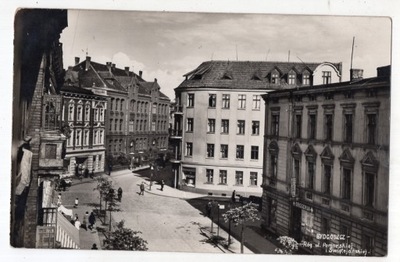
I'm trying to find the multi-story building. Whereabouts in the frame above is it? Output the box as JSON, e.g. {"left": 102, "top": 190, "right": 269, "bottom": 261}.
{"left": 65, "top": 57, "right": 170, "bottom": 168}
{"left": 60, "top": 84, "right": 107, "bottom": 175}
{"left": 11, "top": 9, "right": 73, "bottom": 248}
{"left": 172, "top": 61, "right": 342, "bottom": 196}
{"left": 261, "top": 66, "right": 390, "bottom": 256}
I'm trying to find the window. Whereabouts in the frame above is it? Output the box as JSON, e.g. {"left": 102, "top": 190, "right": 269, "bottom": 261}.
{"left": 187, "top": 94, "right": 195, "bottom": 107}
{"left": 323, "top": 164, "right": 332, "bottom": 195}
{"left": 270, "top": 155, "right": 278, "bottom": 182}
{"left": 222, "top": 94, "right": 230, "bottom": 109}
{"left": 238, "top": 94, "right": 246, "bottom": 109}
{"left": 220, "top": 144, "right": 228, "bottom": 158}
{"left": 340, "top": 225, "right": 351, "bottom": 245}
{"left": 271, "top": 113, "right": 280, "bottom": 136}
{"left": 114, "top": 119, "right": 118, "bottom": 131}
{"left": 75, "top": 129, "right": 82, "bottom": 146}
{"left": 344, "top": 114, "right": 353, "bottom": 143}
{"left": 237, "top": 120, "right": 245, "bottom": 135}
{"left": 77, "top": 105, "right": 83, "bottom": 121}
{"left": 321, "top": 218, "right": 330, "bottom": 240}
{"left": 119, "top": 119, "right": 123, "bottom": 131}
{"left": 367, "top": 114, "right": 377, "bottom": 144}
{"left": 303, "top": 72, "right": 310, "bottom": 85}
{"left": 307, "top": 161, "right": 315, "bottom": 190}
{"left": 68, "top": 103, "right": 74, "bottom": 121}
{"left": 93, "top": 131, "right": 98, "bottom": 145}
{"left": 110, "top": 98, "right": 114, "bottom": 111}
{"left": 271, "top": 70, "right": 279, "bottom": 84}
{"left": 236, "top": 145, "right": 244, "bottom": 159}
{"left": 221, "top": 119, "right": 229, "bottom": 134}
{"left": 322, "top": 71, "right": 332, "bottom": 84}
{"left": 206, "top": 169, "right": 214, "bottom": 183}
{"left": 115, "top": 99, "right": 119, "bottom": 111}
{"left": 109, "top": 119, "right": 113, "bottom": 131}
{"left": 364, "top": 172, "right": 375, "bottom": 207}
{"left": 252, "top": 121, "right": 260, "bottom": 135}
{"left": 187, "top": 118, "right": 194, "bottom": 132}
{"left": 252, "top": 95, "right": 261, "bottom": 110}
{"left": 207, "top": 144, "right": 214, "bottom": 158}
{"left": 295, "top": 114, "right": 302, "bottom": 138}
{"left": 250, "top": 172, "right": 258, "bottom": 186}
{"left": 362, "top": 235, "right": 374, "bottom": 256}
{"left": 294, "top": 159, "right": 300, "bottom": 187}
{"left": 207, "top": 119, "right": 215, "bottom": 133}
{"left": 342, "top": 168, "right": 352, "bottom": 200}
{"left": 120, "top": 99, "right": 124, "bottom": 111}
{"left": 325, "top": 114, "right": 333, "bottom": 141}
{"left": 186, "top": 142, "right": 193, "bottom": 156}
{"left": 208, "top": 94, "right": 216, "bottom": 108}
{"left": 85, "top": 106, "right": 90, "bottom": 121}
{"left": 309, "top": 114, "right": 316, "bottom": 139}
{"left": 99, "top": 108, "right": 104, "bottom": 122}
{"left": 67, "top": 130, "right": 74, "bottom": 147}
{"left": 84, "top": 130, "right": 89, "bottom": 146}
{"left": 129, "top": 120, "right": 134, "bottom": 132}
{"left": 219, "top": 170, "right": 227, "bottom": 184}
{"left": 94, "top": 108, "right": 99, "bottom": 122}
{"left": 235, "top": 171, "right": 243, "bottom": 185}
{"left": 251, "top": 146, "right": 259, "bottom": 160}
{"left": 99, "top": 130, "right": 104, "bottom": 145}
{"left": 288, "top": 71, "right": 296, "bottom": 85}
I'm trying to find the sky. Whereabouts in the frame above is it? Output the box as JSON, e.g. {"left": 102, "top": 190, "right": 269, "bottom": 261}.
{"left": 60, "top": 10, "right": 391, "bottom": 101}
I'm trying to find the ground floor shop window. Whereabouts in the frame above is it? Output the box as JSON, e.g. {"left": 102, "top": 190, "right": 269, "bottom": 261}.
{"left": 183, "top": 169, "right": 196, "bottom": 187}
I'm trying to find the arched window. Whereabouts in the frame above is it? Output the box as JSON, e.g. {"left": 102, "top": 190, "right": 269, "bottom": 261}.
{"left": 68, "top": 102, "right": 75, "bottom": 121}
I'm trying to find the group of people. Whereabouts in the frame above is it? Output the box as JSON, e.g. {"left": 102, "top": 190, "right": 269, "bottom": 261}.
{"left": 73, "top": 211, "right": 96, "bottom": 231}
{"left": 75, "top": 163, "right": 95, "bottom": 179}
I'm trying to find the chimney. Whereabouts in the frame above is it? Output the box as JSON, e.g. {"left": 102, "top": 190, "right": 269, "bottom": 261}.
{"left": 85, "top": 56, "right": 91, "bottom": 71}
{"left": 154, "top": 78, "right": 157, "bottom": 83}
{"left": 139, "top": 70, "right": 143, "bottom": 78}
{"left": 111, "top": 64, "right": 116, "bottom": 70}
{"left": 125, "top": 66, "right": 130, "bottom": 76}
{"left": 350, "top": 68, "right": 363, "bottom": 81}
{"left": 75, "top": 57, "right": 80, "bottom": 65}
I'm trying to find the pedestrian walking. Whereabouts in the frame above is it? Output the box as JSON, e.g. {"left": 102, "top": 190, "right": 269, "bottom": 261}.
{"left": 160, "top": 180, "right": 165, "bottom": 191}
{"left": 88, "top": 211, "right": 96, "bottom": 231}
{"left": 84, "top": 167, "right": 89, "bottom": 178}
{"left": 82, "top": 211, "right": 89, "bottom": 231}
{"left": 90, "top": 168, "right": 94, "bottom": 179}
{"left": 117, "top": 187, "right": 123, "bottom": 201}
{"left": 74, "top": 197, "right": 79, "bottom": 208}
{"left": 231, "top": 190, "right": 236, "bottom": 203}
{"left": 139, "top": 182, "right": 145, "bottom": 195}
{"left": 75, "top": 163, "right": 79, "bottom": 177}
{"left": 108, "top": 164, "right": 113, "bottom": 176}
{"left": 206, "top": 201, "right": 212, "bottom": 217}
{"left": 91, "top": 243, "right": 98, "bottom": 250}
{"left": 74, "top": 214, "right": 80, "bottom": 230}
{"left": 57, "top": 193, "right": 62, "bottom": 207}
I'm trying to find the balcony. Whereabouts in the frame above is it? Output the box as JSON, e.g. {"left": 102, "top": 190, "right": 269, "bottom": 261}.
{"left": 172, "top": 104, "right": 183, "bottom": 114}
{"left": 170, "top": 154, "right": 182, "bottom": 163}
{"left": 169, "top": 129, "right": 183, "bottom": 139}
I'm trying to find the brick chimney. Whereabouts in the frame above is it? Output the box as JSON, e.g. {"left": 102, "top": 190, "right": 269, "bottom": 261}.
{"left": 85, "top": 56, "right": 91, "bottom": 71}
{"left": 350, "top": 68, "right": 363, "bottom": 81}
{"left": 139, "top": 70, "right": 143, "bottom": 78}
{"left": 75, "top": 57, "right": 80, "bottom": 65}
{"left": 106, "top": 62, "right": 112, "bottom": 72}
{"left": 125, "top": 66, "right": 130, "bottom": 76}
{"left": 154, "top": 78, "right": 157, "bottom": 82}
{"left": 111, "top": 64, "right": 116, "bottom": 70}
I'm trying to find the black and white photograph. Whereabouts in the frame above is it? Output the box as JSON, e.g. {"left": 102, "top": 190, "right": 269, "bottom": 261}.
{"left": 2, "top": 0, "right": 400, "bottom": 261}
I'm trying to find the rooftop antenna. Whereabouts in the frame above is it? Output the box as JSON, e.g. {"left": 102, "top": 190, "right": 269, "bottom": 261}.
{"left": 288, "top": 50, "right": 291, "bottom": 62}
{"left": 265, "top": 49, "right": 270, "bottom": 61}
{"left": 235, "top": 45, "right": 238, "bottom": 61}
{"left": 86, "top": 47, "right": 89, "bottom": 56}
{"left": 211, "top": 52, "right": 214, "bottom": 61}
{"left": 350, "top": 36, "right": 355, "bottom": 70}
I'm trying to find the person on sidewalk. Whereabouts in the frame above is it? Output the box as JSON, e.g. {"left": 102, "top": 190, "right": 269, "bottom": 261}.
{"left": 74, "top": 214, "right": 80, "bottom": 230}
{"left": 82, "top": 211, "right": 89, "bottom": 231}
{"left": 160, "top": 180, "right": 165, "bottom": 191}
{"left": 231, "top": 190, "right": 236, "bottom": 203}
{"left": 139, "top": 182, "right": 145, "bottom": 195}
{"left": 84, "top": 167, "right": 89, "bottom": 178}
{"left": 117, "top": 187, "right": 123, "bottom": 201}
{"left": 90, "top": 168, "right": 94, "bottom": 179}
{"left": 88, "top": 211, "right": 96, "bottom": 231}
{"left": 74, "top": 197, "right": 79, "bottom": 208}
{"left": 91, "top": 243, "right": 98, "bottom": 250}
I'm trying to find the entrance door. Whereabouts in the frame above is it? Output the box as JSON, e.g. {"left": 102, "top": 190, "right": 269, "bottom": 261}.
{"left": 291, "top": 206, "right": 302, "bottom": 242}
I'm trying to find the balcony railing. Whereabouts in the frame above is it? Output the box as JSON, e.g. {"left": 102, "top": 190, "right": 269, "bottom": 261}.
{"left": 172, "top": 105, "right": 183, "bottom": 113}
{"left": 170, "top": 129, "right": 183, "bottom": 137}
{"left": 170, "top": 154, "right": 182, "bottom": 163}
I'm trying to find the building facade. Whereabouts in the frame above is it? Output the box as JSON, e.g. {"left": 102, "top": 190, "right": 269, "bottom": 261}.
{"left": 173, "top": 61, "right": 342, "bottom": 197}
{"left": 261, "top": 66, "right": 390, "bottom": 256}
{"left": 60, "top": 85, "right": 107, "bottom": 175}
{"left": 11, "top": 9, "right": 69, "bottom": 248}
{"left": 65, "top": 57, "right": 170, "bottom": 168}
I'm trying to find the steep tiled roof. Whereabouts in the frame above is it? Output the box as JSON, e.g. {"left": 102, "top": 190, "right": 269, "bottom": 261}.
{"left": 177, "top": 60, "right": 341, "bottom": 91}
{"left": 61, "top": 85, "right": 96, "bottom": 95}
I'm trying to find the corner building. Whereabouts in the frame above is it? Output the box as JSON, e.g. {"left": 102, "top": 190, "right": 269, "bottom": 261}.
{"left": 173, "top": 61, "right": 342, "bottom": 197}
{"left": 261, "top": 66, "right": 390, "bottom": 256}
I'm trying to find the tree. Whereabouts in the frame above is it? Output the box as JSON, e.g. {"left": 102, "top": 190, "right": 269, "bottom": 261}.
{"left": 222, "top": 202, "right": 259, "bottom": 253}
{"left": 93, "top": 177, "right": 112, "bottom": 218}
{"left": 105, "top": 187, "right": 120, "bottom": 231}
{"left": 104, "top": 220, "right": 148, "bottom": 251}
{"left": 275, "top": 236, "right": 298, "bottom": 254}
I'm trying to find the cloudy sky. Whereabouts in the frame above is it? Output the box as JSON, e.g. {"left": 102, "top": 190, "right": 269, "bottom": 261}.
{"left": 60, "top": 10, "right": 391, "bottom": 100}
